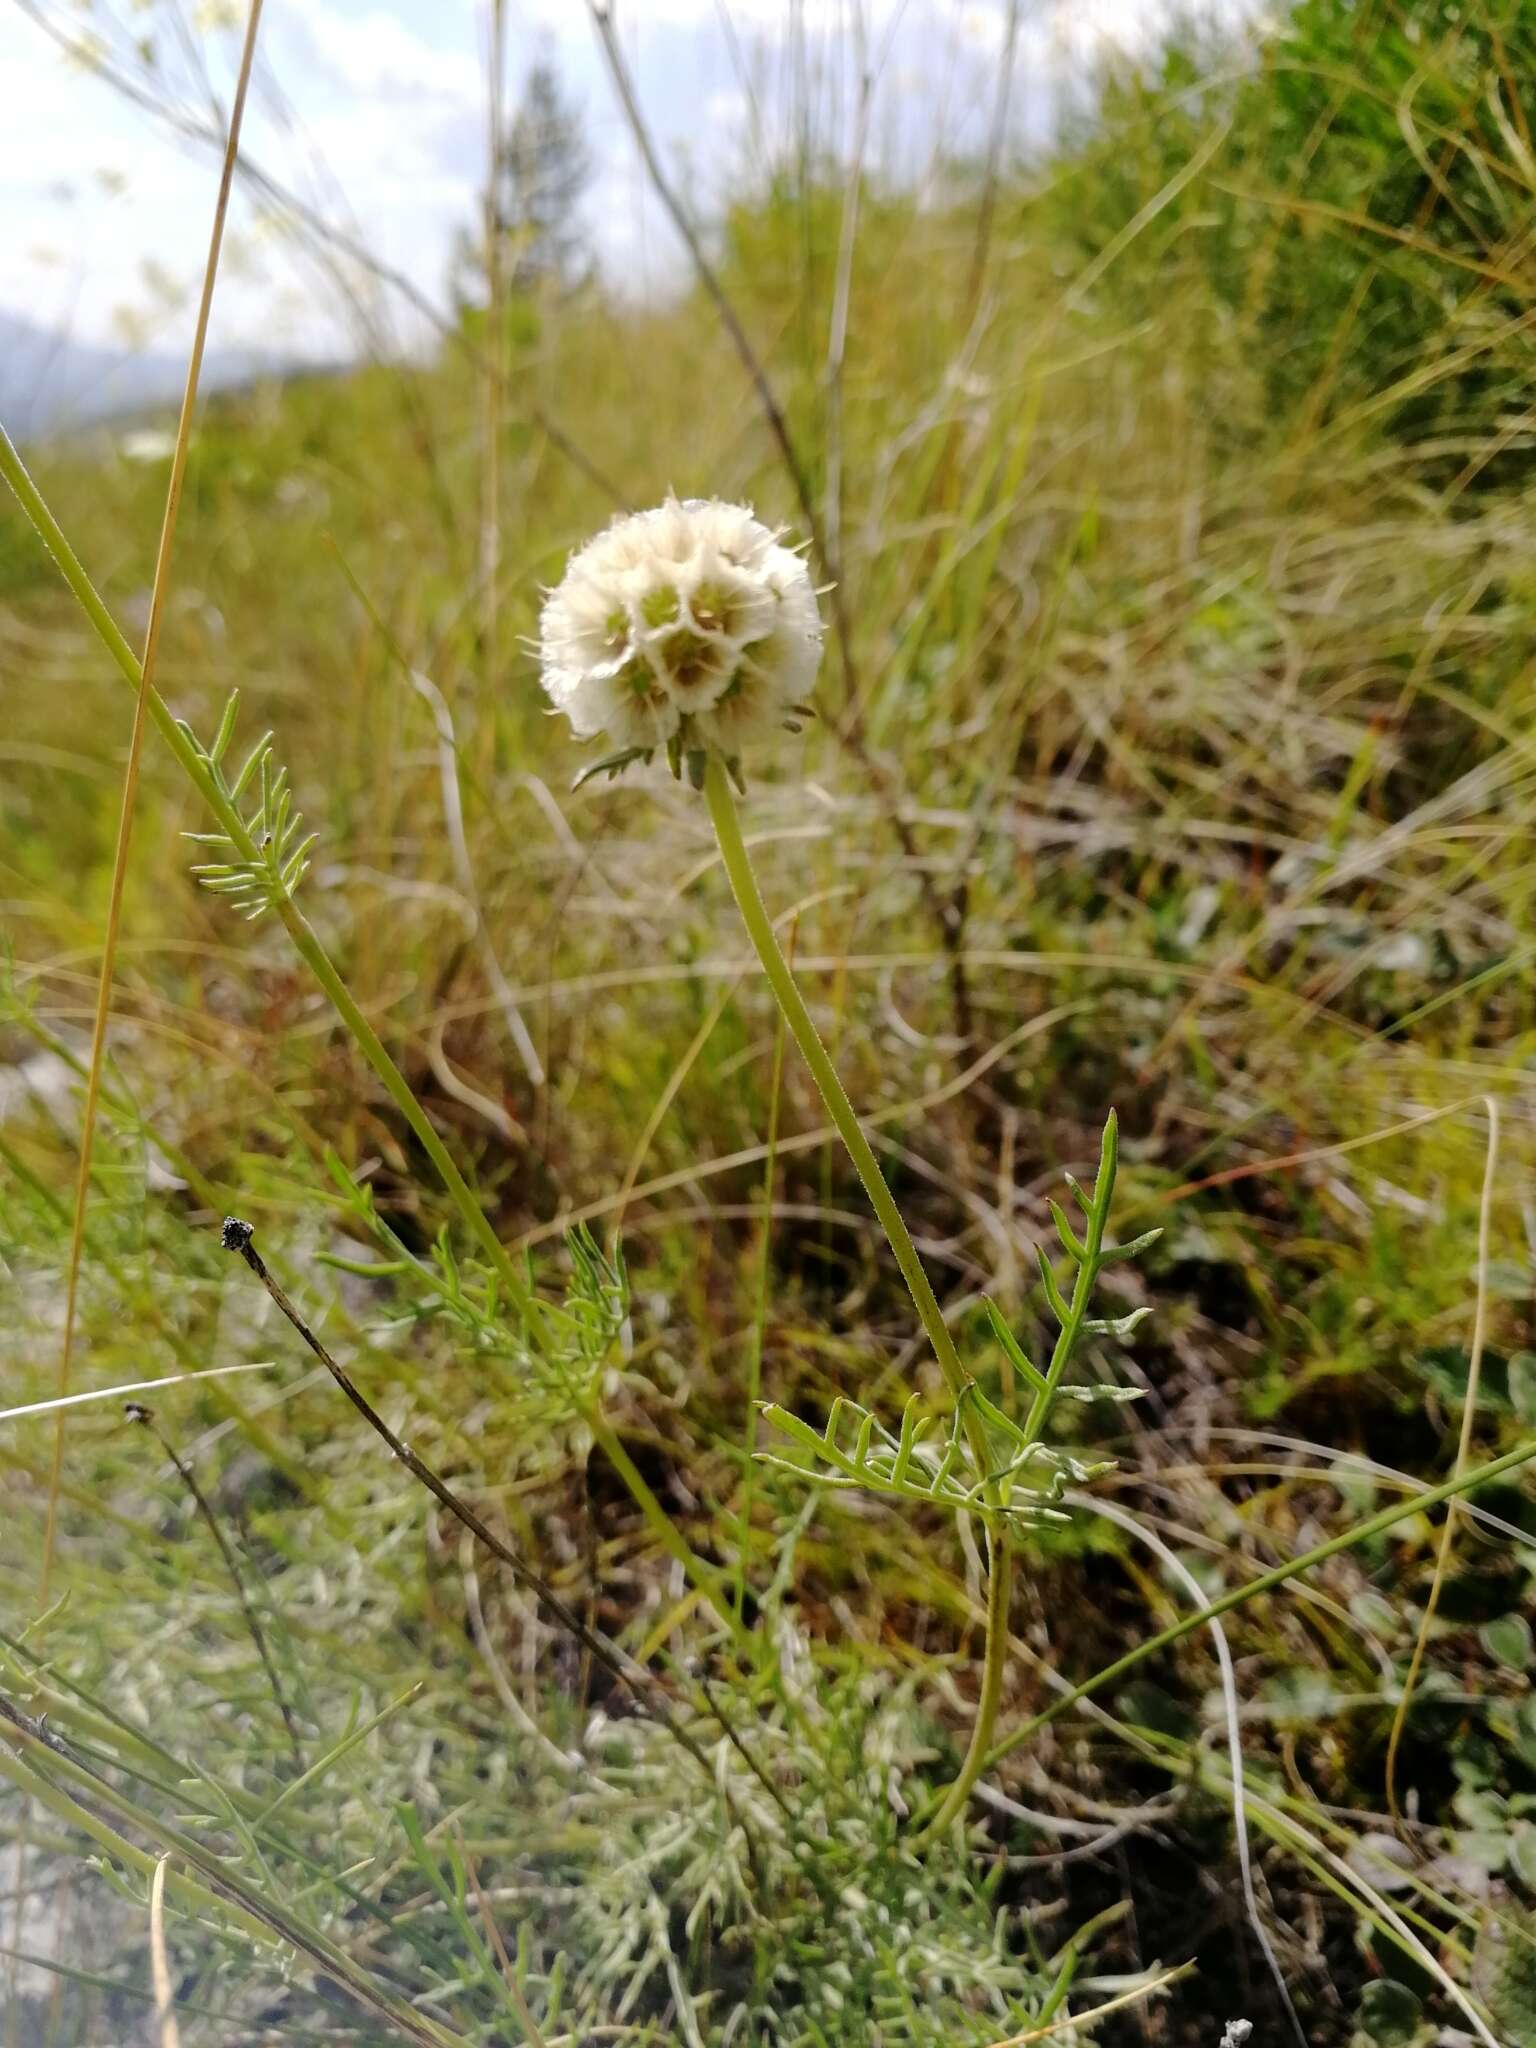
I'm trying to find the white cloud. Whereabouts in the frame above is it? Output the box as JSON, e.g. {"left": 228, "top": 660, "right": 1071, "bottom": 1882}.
{"left": 301, "top": 9, "right": 481, "bottom": 102}
{"left": 0, "top": 0, "right": 1220, "bottom": 361}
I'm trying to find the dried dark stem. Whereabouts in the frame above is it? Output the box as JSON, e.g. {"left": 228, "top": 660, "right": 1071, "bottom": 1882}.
{"left": 695, "top": 1669, "right": 794, "bottom": 1823}
{"left": 216, "top": 1219, "right": 715, "bottom": 1780}
{"left": 588, "top": 3, "right": 823, "bottom": 572}
{"left": 126, "top": 1401, "right": 304, "bottom": 1772}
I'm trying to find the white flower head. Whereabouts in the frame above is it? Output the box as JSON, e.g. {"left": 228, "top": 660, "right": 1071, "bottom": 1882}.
{"left": 539, "top": 497, "right": 823, "bottom": 780}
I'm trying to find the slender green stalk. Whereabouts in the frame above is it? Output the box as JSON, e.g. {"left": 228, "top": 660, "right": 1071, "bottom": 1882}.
{"left": 735, "top": 953, "right": 790, "bottom": 1617}
{"left": 0, "top": 426, "right": 734, "bottom": 1624}
{"left": 585, "top": 1409, "right": 745, "bottom": 1643}
{"left": 0, "top": 424, "right": 537, "bottom": 1339}
{"left": 922, "top": 1522, "right": 1013, "bottom": 1837}
{"left": 1023, "top": 1117, "right": 1118, "bottom": 1445}
{"left": 702, "top": 753, "right": 1011, "bottom": 1810}
{"left": 703, "top": 759, "right": 969, "bottom": 1408}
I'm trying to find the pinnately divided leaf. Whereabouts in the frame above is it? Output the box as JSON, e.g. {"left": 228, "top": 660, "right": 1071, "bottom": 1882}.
{"left": 758, "top": 1112, "right": 1156, "bottom": 1532}
{"left": 180, "top": 694, "right": 317, "bottom": 920}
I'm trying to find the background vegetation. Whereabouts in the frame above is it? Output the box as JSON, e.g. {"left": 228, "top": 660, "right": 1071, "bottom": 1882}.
{"left": 4, "top": 1, "right": 1536, "bottom": 2043}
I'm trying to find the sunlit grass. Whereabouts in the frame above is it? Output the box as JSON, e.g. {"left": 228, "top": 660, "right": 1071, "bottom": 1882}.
{"left": 5, "top": 1, "right": 1536, "bottom": 2042}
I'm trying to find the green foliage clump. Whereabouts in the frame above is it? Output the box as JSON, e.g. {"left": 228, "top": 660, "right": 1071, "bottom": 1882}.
{"left": 1052, "top": 0, "right": 1536, "bottom": 478}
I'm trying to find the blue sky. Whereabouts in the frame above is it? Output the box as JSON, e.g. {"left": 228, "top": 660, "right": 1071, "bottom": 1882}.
{"left": 1, "top": 0, "right": 1179, "bottom": 362}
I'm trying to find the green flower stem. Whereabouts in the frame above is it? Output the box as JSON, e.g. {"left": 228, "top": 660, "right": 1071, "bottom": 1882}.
{"left": 704, "top": 758, "right": 970, "bottom": 1409}
{"left": 585, "top": 1408, "right": 746, "bottom": 1644}
{"left": 0, "top": 425, "right": 539, "bottom": 1341}
{"left": 975, "top": 1429, "right": 1536, "bottom": 1783}
{"left": 921, "top": 1521, "right": 1013, "bottom": 1838}
{"left": 1, "top": 426, "right": 738, "bottom": 1634}
{"left": 703, "top": 754, "right": 1010, "bottom": 1802}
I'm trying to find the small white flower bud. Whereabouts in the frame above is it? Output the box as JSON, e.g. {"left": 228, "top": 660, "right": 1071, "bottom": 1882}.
{"left": 539, "top": 497, "right": 823, "bottom": 773}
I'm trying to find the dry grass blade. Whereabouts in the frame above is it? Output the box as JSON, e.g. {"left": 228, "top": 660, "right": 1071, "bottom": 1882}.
{"left": 1385, "top": 1094, "right": 1501, "bottom": 1826}
{"left": 459, "top": 1830, "right": 551, "bottom": 2048}
{"left": 982, "top": 1963, "right": 1193, "bottom": 2046}
{"left": 0, "top": 1361, "right": 273, "bottom": 1427}
{"left": 39, "top": 0, "right": 269, "bottom": 1604}
{"left": 148, "top": 1855, "right": 181, "bottom": 2048}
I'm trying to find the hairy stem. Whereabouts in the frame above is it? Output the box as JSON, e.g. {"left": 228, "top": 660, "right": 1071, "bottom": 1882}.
{"left": 704, "top": 760, "right": 967, "bottom": 1404}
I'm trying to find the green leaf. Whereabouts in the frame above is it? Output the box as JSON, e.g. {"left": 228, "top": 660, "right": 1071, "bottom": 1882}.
{"left": 1081, "top": 1305, "right": 1153, "bottom": 1340}
{"left": 1099, "top": 1226, "right": 1163, "bottom": 1262}
{"left": 1481, "top": 1614, "right": 1533, "bottom": 1671}
{"left": 571, "top": 744, "right": 650, "bottom": 789}
{"left": 1511, "top": 1822, "right": 1536, "bottom": 1890}
{"left": 982, "top": 1298, "right": 1048, "bottom": 1395}
{"left": 208, "top": 687, "right": 240, "bottom": 765}
{"left": 1047, "top": 1198, "right": 1087, "bottom": 1264}
{"left": 1034, "top": 1245, "right": 1072, "bottom": 1326}
{"left": 1510, "top": 1352, "right": 1536, "bottom": 1426}
{"left": 1356, "top": 1978, "right": 1421, "bottom": 2046}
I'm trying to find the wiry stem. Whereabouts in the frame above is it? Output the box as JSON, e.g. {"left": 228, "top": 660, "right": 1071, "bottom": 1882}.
{"left": 218, "top": 1219, "right": 718, "bottom": 1775}
{"left": 922, "top": 1523, "right": 1013, "bottom": 1840}
{"left": 1384, "top": 1093, "right": 1500, "bottom": 1825}
{"left": 704, "top": 760, "right": 971, "bottom": 1408}
{"left": 126, "top": 1401, "right": 303, "bottom": 1772}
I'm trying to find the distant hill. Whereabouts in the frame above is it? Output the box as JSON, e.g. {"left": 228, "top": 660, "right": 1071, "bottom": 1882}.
{"left": 0, "top": 311, "right": 288, "bottom": 443}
